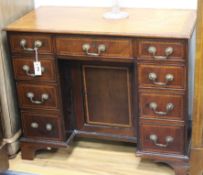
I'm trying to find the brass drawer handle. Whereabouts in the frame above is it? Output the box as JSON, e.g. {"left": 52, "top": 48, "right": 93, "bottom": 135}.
{"left": 22, "top": 65, "right": 45, "bottom": 77}
{"left": 26, "top": 92, "right": 49, "bottom": 104}
{"left": 31, "top": 122, "right": 39, "bottom": 129}
{"left": 82, "top": 43, "right": 106, "bottom": 56}
{"left": 149, "top": 134, "right": 174, "bottom": 148}
{"left": 20, "top": 39, "right": 43, "bottom": 51}
{"left": 148, "top": 72, "right": 174, "bottom": 86}
{"left": 149, "top": 102, "right": 174, "bottom": 116}
{"left": 148, "top": 46, "right": 173, "bottom": 60}
{"left": 46, "top": 123, "right": 53, "bottom": 131}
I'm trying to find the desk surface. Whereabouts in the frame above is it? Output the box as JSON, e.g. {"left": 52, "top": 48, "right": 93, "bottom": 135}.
{"left": 5, "top": 6, "right": 196, "bottom": 39}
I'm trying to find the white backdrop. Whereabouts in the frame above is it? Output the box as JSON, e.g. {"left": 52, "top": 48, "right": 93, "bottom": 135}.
{"left": 35, "top": 0, "right": 197, "bottom": 9}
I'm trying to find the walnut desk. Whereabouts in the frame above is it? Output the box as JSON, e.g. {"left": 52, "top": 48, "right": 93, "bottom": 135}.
{"left": 5, "top": 7, "right": 196, "bottom": 175}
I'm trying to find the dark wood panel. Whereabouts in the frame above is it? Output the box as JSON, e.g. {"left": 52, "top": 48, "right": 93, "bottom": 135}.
{"left": 0, "top": 114, "right": 9, "bottom": 172}
{"left": 83, "top": 65, "right": 132, "bottom": 127}
{"left": 138, "top": 63, "right": 186, "bottom": 89}
{"left": 0, "top": 146, "right": 8, "bottom": 172}
{"left": 12, "top": 57, "right": 57, "bottom": 82}
{"left": 59, "top": 61, "right": 137, "bottom": 138}
{"left": 55, "top": 36, "right": 133, "bottom": 59}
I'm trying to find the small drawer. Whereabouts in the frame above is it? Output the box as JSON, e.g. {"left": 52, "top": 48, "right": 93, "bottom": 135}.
{"left": 12, "top": 57, "right": 57, "bottom": 81}
{"left": 138, "top": 39, "right": 186, "bottom": 62}
{"left": 140, "top": 122, "right": 184, "bottom": 154}
{"left": 21, "top": 111, "right": 63, "bottom": 140}
{"left": 17, "top": 83, "right": 60, "bottom": 110}
{"left": 138, "top": 64, "right": 186, "bottom": 89}
{"left": 139, "top": 91, "right": 184, "bottom": 120}
{"left": 9, "top": 33, "right": 52, "bottom": 54}
{"left": 55, "top": 36, "right": 133, "bottom": 59}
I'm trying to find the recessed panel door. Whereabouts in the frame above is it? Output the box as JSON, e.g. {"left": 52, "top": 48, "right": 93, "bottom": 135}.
{"left": 79, "top": 65, "right": 136, "bottom": 139}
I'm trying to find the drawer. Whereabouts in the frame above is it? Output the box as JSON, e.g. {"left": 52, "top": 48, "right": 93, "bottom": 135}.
{"left": 138, "top": 64, "right": 186, "bottom": 89}
{"left": 55, "top": 37, "right": 133, "bottom": 59}
{"left": 9, "top": 33, "right": 52, "bottom": 54}
{"left": 12, "top": 57, "right": 57, "bottom": 81}
{"left": 139, "top": 91, "right": 184, "bottom": 120}
{"left": 140, "top": 122, "right": 184, "bottom": 154}
{"left": 138, "top": 39, "right": 186, "bottom": 62}
{"left": 17, "top": 83, "right": 60, "bottom": 110}
{"left": 21, "top": 111, "right": 63, "bottom": 140}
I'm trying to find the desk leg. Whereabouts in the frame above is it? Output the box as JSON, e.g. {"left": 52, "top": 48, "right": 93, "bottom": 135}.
{"left": 154, "top": 159, "right": 189, "bottom": 175}
{"left": 21, "top": 141, "right": 60, "bottom": 160}
{"left": 21, "top": 142, "right": 39, "bottom": 160}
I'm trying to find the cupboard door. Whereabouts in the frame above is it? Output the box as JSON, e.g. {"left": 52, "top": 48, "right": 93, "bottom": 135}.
{"left": 83, "top": 65, "right": 132, "bottom": 127}
{"left": 59, "top": 61, "right": 137, "bottom": 140}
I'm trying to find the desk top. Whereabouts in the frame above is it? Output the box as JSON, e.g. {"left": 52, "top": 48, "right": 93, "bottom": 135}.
{"left": 5, "top": 6, "right": 196, "bottom": 39}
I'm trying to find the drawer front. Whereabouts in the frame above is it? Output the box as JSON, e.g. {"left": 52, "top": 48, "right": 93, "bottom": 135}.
{"left": 138, "top": 64, "right": 186, "bottom": 89}
{"left": 138, "top": 39, "right": 186, "bottom": 62}
{"left": 55, "top": 37, "right": 133, "bottom": 59}
{"left": 140, "top": 122, "right": 184, "bottom": 154}
{"left": 9, "top": 34, "right": 52, "bottom": 54}
{"left": 21, "top": 112, "right": 62, "bottom": 140}
{"left": 12, "top": 58, "right": 57, "bottom": 81}
{"left": 17, "top": 83, "right": 59, "bottom": 110}
{"left": 139, "top": 91, "right": 184, "bottom": 120}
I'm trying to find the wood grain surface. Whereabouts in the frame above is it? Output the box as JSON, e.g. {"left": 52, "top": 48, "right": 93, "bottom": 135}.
{"left": 8, "top": 139, "right": 174, "bottom": 175}
{"left": 5, "top": 7, "right": 196, "bottom": 39}
{"left": 191, "top": 0, "right": 203, "bottom": 148}
{"left": 190, "top": 0, "right": 203, "bottom": 174}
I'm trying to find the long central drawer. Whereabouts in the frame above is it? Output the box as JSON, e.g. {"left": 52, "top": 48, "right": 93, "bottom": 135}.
{"left": 55, "top": 36, "right": 133, "bottom": 59}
